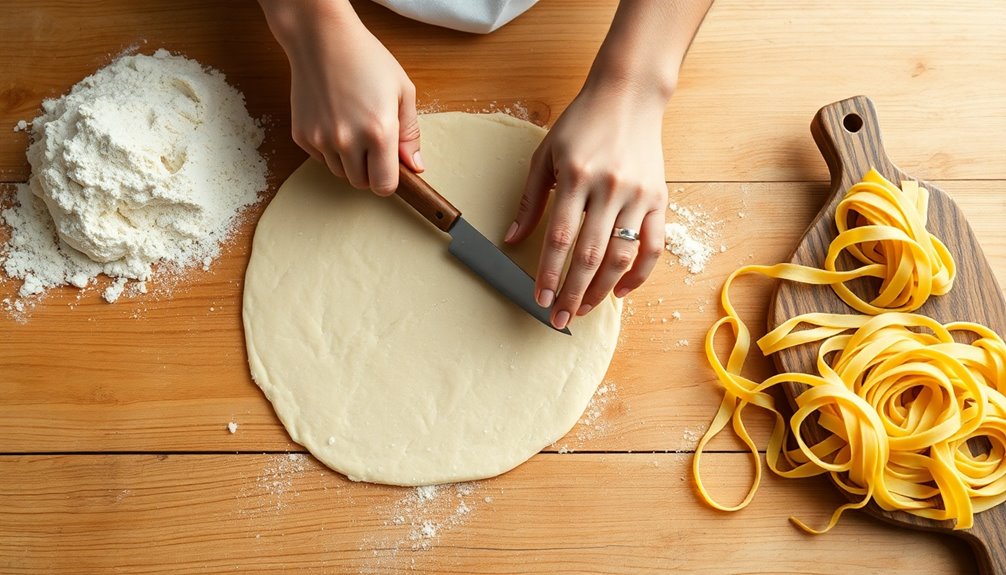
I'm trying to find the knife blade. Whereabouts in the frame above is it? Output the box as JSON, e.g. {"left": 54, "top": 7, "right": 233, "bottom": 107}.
{"left": 395, "top": 164, "right": 570, "bottom": 335}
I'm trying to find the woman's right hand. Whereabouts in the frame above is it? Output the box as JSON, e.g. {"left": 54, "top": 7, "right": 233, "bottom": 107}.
{"left": 259, "top": 0, "right": 424, "bottom": 195}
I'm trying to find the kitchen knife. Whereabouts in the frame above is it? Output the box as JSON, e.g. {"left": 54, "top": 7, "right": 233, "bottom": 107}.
{"left": 395, "top": 164, "right": 570, "bottom": 335}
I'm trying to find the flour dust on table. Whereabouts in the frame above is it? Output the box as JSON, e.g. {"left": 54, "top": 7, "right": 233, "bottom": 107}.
{"left": 1, "top": 49, "right": 266, "bottom": 318}
{"left": 243, "top": 113, "right": 622, "bottom": 486}
{"left": 663, "top": 191, "right": 722, "bottom": 278}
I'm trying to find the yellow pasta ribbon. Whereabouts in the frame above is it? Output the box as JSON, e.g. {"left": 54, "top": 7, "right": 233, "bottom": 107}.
{"left": 692, "top": 170, "right": 1006, "bottom": 533}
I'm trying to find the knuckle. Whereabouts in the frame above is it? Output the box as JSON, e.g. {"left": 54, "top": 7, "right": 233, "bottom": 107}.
{"left": 577, "top": 244, "right": 604, "bottom": 270}
{"left": 630, "top": 185, "right": 649, "bottom": 202}
{"left": 371, "top": 179, "right": 397, "bottom": 196}
{"left": 562, "top": 160, "right": 589, "bottom": 184}
{"left": 643, "top": 237, "right": 664, "bottom": 260}
{"left": 363, "top": 122, "right": 392, "bottom": 146}
{"left": 538, "top": 269, "right": 563, "bottom": 288}
{"left": 546, "top": 227, "right": 575, "bottom": 251}
{"left": 400, "top": 117, "right": 421, "bottom": 142}
{"left": 610, "top": 248, "right": 635, "bottom": 271}
{"left": 559, "top": 294, "right": 583, "bottom": 310}
{"left": 601, "top": 170, "right": 622, "bottom": 192}
{"left": 331, "top": 129, "right": 353, "bottom": 152}
{"left": 307, "top": 129, "right": 329, "bottom": 150}
{"left": 558, "top": 285, "right": 584, "bottom": 304}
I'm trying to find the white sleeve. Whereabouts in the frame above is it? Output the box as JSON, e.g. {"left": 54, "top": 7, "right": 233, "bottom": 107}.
{"left": 370, "top": 0, "right": 538, "bottom": 34}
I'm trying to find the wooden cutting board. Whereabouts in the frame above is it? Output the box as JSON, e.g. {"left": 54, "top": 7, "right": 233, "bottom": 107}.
{"left": 770, "top": 95, "right": 1006, "bottom": 574}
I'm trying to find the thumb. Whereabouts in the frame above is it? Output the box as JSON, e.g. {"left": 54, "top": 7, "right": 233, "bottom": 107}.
{"left": 398, "top": 84, "right": 423, "bottom": 172}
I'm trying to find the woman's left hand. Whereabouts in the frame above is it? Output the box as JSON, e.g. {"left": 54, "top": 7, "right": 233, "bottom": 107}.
{"left": 504, "top": 81, "right": 669, "bottom": 331}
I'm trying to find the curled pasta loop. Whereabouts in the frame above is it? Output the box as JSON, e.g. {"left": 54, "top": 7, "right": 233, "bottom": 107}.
{"left": 692, "top": 170, "right": 1006, "bottom": 533}
{"left": 830, "top": 170, "right": 956, "bottom": 314}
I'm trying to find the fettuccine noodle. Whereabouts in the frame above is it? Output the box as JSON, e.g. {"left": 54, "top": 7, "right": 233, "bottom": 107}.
{"left": 693, "top": 169, "right": 1006, "bottom": 532}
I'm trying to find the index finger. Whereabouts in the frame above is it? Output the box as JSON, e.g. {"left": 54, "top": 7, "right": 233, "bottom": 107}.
{"left": 534, "top": 179, "right": 586, "bottom": 313}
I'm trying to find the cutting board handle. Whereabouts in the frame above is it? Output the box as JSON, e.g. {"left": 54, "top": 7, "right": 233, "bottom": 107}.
{"left": 396, "top": 164, "right": 461, "bottom": 233}
{"left": 810, "top": 95, "right": 901, "bottom": 195}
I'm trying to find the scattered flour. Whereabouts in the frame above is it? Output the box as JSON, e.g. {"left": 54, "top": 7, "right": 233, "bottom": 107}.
{"left": 1, "top": 49, "right": 266, "bottom": 316}
{"left": 227, "top": 421, "right": 238, "bottom": 434}
{"left": 575, "top": 381, "right": 617, "bottom": 442}
{"left": 415, "top": 484, "right": 439, "bottom": 503}
{"left": 418, "top": 520, "right": 438, "bottom": 539}
{"left": 664, "top": 222, "right": 714, "bottom": 275}
{"left": 13, "top": 120, "right": 28, "bottom": 132}
{"left": 359, "top": 481, "right": 486, "bottom": 573}
{"left": 554, "top": 381, "right": 617, "bottom": 451}
{"left": 663, "top": 196, "right": 721, "bottom": 277}
{"left": 251, "top": 453, "right": 307, "bottom": 512}
{"left": 680, "top": 425, "right": 706, "bottom": 449}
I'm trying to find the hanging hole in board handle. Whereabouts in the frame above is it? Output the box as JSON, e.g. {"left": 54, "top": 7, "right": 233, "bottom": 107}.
{"left": 843, "top": 113, "right": 864, "bottom": 133}
{"left": 435, "top": 211, "right": 444, "bottom": 219}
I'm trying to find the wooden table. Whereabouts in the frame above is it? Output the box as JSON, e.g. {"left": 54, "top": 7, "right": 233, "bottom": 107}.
{"left": 2, "top": 1, "right": 1004, "bottom": 573}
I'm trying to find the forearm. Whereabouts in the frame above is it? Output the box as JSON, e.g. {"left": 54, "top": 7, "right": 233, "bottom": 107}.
{"left": 587, "top": 0, "right": 714, "bottom": 102}
{"left": 259, "top": 0, "right": 362, "bottom": 50}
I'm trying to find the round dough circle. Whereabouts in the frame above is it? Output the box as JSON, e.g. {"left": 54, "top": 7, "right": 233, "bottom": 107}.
{"left": 243, "top": 113, "right": 622, "bottom": 486}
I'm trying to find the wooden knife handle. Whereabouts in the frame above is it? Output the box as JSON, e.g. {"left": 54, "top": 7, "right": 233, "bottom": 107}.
{"left": 396, "top": 164, "right": 461, "bottom": 233}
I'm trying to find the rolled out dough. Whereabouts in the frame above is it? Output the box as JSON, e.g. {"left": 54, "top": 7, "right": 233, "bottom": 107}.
{"left": 243, "top": 112, "right": 622, "bottom": 486}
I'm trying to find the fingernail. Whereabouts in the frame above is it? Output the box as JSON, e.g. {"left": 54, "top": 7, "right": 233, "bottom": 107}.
{"left": 537, "top": 289, "right": 555, "bottom": 308}
{"left": 577, "top": 304, "right": 592, "bottom": 316}
{"left": 615, "top": 287, "right": 631, "bottom": 298}
{"left": 504, "top": 221, "right": 518, "bottom": 243}
{"left": 412, "top": 150, "right": 425, "bottom": 171}
{"left": 554, "top": 310, "right": 571, "bottom": 330}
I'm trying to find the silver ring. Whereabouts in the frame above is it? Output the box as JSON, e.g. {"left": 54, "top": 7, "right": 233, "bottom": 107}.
{"left": 611, "top": 227, "right": 640, "bottom": 242}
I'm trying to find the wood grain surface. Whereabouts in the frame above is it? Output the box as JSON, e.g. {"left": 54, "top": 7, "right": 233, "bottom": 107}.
{"left": 0, "top": 454, "right": 978, "bottom": 574}
{"left": 2, "top": 0, "right": 1004, "bottom": 573}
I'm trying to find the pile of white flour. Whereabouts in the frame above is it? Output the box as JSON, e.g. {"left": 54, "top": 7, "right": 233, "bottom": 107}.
{"left": 664, "top": 197, "right": 719, "bottom": 276}
{"left": 1, "top": 49, "right": 266, "bottom": 310}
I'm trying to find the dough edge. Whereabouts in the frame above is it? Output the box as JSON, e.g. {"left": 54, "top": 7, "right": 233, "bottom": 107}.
{"left": 243, "top": 112, "right": 623, "bottom": 486}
